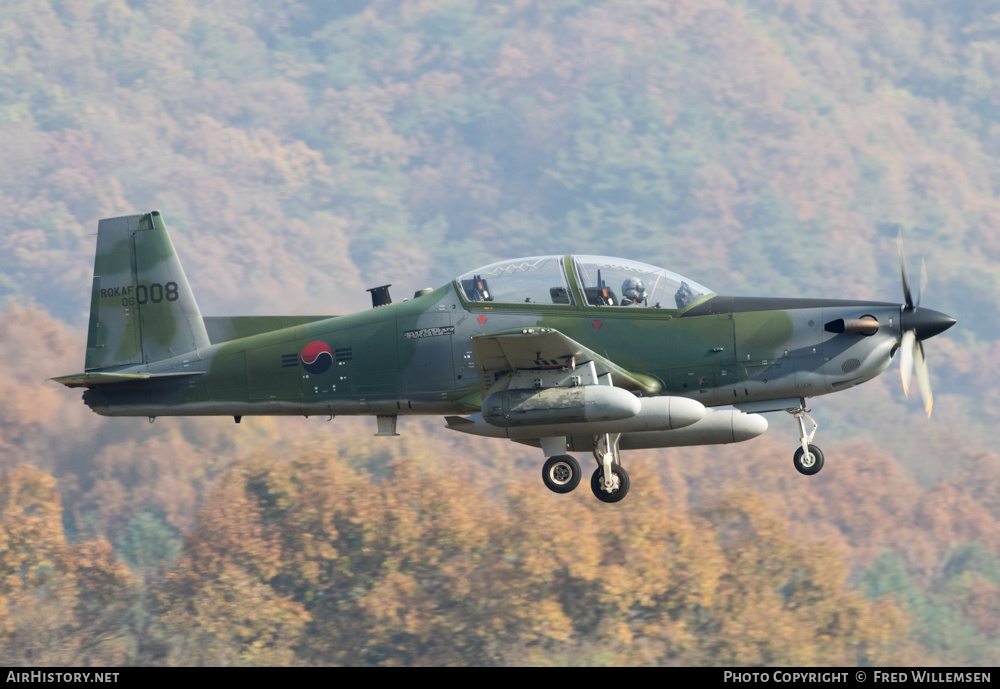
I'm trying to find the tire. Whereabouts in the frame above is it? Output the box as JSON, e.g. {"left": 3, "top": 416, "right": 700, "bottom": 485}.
{"left": 590, "top": 465, "right": 630, "bottom": 503}
{"left": 793, "top": 444, "right": 825, "bottom": 476}
{"left": 542, "top": 455, "right": 582, "bottom": 493}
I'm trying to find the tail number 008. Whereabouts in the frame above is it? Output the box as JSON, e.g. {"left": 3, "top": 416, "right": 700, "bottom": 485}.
{"left": 136, "top": 282, "right": 179, "bottom": 305}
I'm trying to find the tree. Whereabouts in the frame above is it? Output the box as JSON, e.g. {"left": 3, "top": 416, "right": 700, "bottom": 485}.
{"left": 0, "top": 465, "right": 138, "bottom": 666}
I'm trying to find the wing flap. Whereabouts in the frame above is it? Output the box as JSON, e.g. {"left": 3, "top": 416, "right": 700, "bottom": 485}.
{"left": 471, "top": 328, "right": 661, "bottom": 397}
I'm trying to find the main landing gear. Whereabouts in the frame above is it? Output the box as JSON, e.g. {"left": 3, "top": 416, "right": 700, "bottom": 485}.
{"left": 540, "top": 433, "right": 630, "bottom": 503}
{"left": 788, "top": 402, "right": 824, "bottom": 475}
{"left": 542, "top": 455, "right": 582, "bottom": 493}
{"left": 591, "top": 432, "right": 629, "bottom": 503}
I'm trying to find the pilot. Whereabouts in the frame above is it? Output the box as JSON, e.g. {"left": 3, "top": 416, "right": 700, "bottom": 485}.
{"left": 620, "top": 277, "right": 646, "bottom": 306}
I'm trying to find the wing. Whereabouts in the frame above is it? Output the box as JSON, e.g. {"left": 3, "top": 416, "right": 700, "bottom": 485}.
{"left": 471, "top": 327, "right": 661, "bottom": 398}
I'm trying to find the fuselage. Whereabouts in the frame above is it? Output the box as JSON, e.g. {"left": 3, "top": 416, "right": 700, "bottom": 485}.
{"left": 82, "top": 281, "right": 905, "bottom": 418}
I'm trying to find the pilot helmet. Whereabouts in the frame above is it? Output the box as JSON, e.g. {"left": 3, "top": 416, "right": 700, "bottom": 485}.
{"left": 622, "top": 277, "right": 645, "bottom": 301}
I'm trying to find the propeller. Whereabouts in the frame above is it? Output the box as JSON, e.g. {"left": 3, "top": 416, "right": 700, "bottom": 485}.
{"left": 897, "top": 235, "right": 955, "bottom": 417}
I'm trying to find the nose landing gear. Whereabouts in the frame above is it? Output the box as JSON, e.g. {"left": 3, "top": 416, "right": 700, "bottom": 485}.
{"left": 788, "top": 402, "right": 824, "bottom": 475}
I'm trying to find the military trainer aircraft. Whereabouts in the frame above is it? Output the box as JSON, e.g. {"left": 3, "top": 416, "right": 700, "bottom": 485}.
{"left": 54, "top": 211, "right": 956, "bottom": 503}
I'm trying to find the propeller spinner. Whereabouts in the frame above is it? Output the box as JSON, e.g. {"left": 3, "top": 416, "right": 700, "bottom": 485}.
{"left": 897, "top": 237, "right": 956, "bottom": 417}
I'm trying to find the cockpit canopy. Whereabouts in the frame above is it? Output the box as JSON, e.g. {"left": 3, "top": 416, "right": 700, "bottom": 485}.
{"left": 456, "top": 255, "right": 711, "bottom": 309}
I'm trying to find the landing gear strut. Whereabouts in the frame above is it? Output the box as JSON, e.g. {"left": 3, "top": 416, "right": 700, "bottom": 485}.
{"left": 591, "top": 432, "right": 629, "bottom": 503}
{"left": 788, "top": 402, "right": 824, "bottom": 475}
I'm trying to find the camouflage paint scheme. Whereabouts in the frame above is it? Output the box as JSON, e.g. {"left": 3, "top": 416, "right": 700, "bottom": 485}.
{"left": 63, "top": 213, "right": 894, "bottom": 414}
{"left": 54, "top": 212, "right": 955, "bottom": 501}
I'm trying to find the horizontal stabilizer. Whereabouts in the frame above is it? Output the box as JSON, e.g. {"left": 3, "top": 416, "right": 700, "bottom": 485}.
{"left": 51, "top": 371, "right": 205, "bottom": 388}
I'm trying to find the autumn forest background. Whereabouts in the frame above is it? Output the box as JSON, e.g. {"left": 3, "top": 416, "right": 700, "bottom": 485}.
{"left": 2, "top": 0, "right": 1000, "bottom": 666}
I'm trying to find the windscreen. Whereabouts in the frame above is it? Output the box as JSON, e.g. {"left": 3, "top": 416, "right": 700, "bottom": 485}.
{"left": 573, "top": 256, "right": 711, "bottom": 309}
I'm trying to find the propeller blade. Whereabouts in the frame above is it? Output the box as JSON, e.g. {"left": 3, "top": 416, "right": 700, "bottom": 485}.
{"left": 898, "top": 232, "right": 915, "bottom": 309}
{"left": 899, "top": 329, "right": 915, "bottom": 398}
{"left": 914, "top": 340, "right": 933, "bottom": 418}
{"left": 895, "top": 234, "right": 947, "bottom": 418}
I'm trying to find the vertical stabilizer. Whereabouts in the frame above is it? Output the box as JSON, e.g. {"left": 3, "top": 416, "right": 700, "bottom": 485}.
{"left": 85, "top": 211, "right": 209, "bottom": 370}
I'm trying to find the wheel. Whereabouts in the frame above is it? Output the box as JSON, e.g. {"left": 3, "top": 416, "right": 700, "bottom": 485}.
{"left": 793, "top": 444, "right": 825, "bottom": 475}
{"left": 590, "top": 465, "right": 630, "bottom": 503}
{"left": 542, "top": 455, "right": 582, "bottom": 493}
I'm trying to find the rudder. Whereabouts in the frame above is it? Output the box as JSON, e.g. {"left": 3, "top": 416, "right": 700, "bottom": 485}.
{"left": 85, "top": 211, "right": 209, "bottom": 370}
